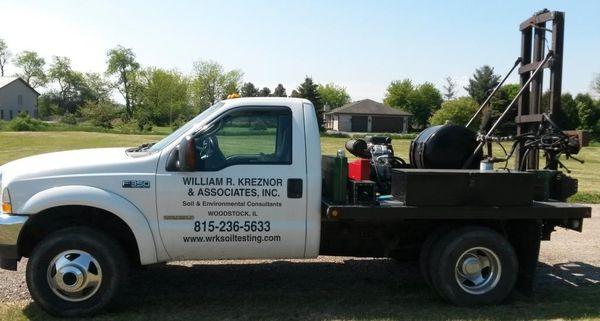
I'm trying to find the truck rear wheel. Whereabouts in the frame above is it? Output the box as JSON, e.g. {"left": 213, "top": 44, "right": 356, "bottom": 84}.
{"left": 26, "top": 227, "right": 129, "bottom": 317}
{"left": 428, "top": 226, "right": 518, "bottom": 305}
{"left": 419, "top": 227, "right": 450, "bottom": 286}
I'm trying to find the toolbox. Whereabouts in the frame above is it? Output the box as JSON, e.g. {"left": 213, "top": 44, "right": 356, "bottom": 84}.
{"left": 391, "top": 169, "right": 535, "bottom": 206}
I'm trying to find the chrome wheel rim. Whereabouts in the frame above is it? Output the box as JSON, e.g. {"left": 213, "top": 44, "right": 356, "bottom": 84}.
{"left": 454, "top": 247, "right": 501, "bottom": 295}
{"left": 47, "top": 250, "right": 103, "bottom": 302}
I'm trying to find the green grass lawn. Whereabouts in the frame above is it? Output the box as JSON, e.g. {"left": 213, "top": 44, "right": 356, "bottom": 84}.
{"left": 0, "top": 132, "right": 163, "bottom": 164}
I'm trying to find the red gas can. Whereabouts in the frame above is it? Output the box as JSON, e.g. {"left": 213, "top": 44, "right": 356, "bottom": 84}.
{"left": 348, "top": 159, "right": 371, "bottom": 181}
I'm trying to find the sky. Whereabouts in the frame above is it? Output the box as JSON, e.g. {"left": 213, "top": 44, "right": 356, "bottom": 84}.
{"left": 1, "top": 0, "right": 600, "bottom": 101}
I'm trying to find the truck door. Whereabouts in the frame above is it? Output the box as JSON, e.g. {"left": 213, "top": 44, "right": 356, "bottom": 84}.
{"left": 156, "top": 106, "right": 308, "bottom": 260}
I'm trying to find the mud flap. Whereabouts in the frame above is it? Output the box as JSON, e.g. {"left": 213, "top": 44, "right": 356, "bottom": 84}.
{"left": 506, "top": 220, "right": 542, "bottom": 296}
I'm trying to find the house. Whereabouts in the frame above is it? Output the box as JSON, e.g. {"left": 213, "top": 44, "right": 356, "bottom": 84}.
{"left": 324, "top": 99, "right": 411, "bottom": 133}
{"left": 0, "top": 77, "right": 40, "bottom": 120}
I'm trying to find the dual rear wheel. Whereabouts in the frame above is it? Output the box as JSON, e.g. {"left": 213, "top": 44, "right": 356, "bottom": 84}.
{"left": 421, "top": 226, "right": 519, "bottom": 305}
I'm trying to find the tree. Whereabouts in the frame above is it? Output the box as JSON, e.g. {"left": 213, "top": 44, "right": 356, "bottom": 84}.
{"left": 575, "top": 93, "right": 600, "bottom": 131}
{"left": 294, "top": 77, "right": 324, "bottom": 129}
{"left": 37, "top": 94, "right": 59, "bottom": 118}
{"left": 429, "top": 97, "right": 479, "bottom": 127}
{"left": 576, "top": 101, "right": 598, "bottom": 131}
{"left": 482, "top": 83, "right": 519, "bottom": 134}
{"left": 191, "top": 60, "right": 243, "bottom": 110}
{"left": 0, "top": 38, "right": 10, "bottom": 77}
{"left": 258, "top": 87, "right": 271, "bottom": 97}
{"left": 48, "top": 56, "right": 86, "bottom": 113}
{"left": 383, "top": 79, "right": 414, "bottom": 110}
{"left": 539, "top": 89, "right": 581, "bottom": 131}
{"left": 575, "top": 93, "right": 595, "bottom": 110}
{"left": 273, "top": 84, "right": 287, "bottom": 97}
{"left": 317, "top": 83, "right": 351, "bottom": 110}
{"left": 136, "top": 68, "right": 191, "bottom": 126}
{"left": 557, "top": 93, "right": 580, "bottom": 129}
{"left": 415, "top": 82, "right": 443, "bottom": 114}
{"left": 39, "top": 70, "right": 111, "bottom": 117}
{"left": 106, "top": 46, "right": 140, "bottom": 118}
{"left": 465, "top": 65, "right": 500, "bottom": 105}
{"left": 240, "top": 82, "right": 259, "bottom": 97}
{"left": 222, "top": 80, "right": 240, "bottom": 100}
{"left": 383, "top": 79, "right": 442, "bottom": 128}
{"left": 14, "top": 51, "right": 47, "bottom": 88}
{"left": 593, "top": 74, "right": 600, "bottom": 96}
{"left": 443, "top": 76, "right": 457, "bottom": 100}
{"left": 81, "top": 72, "right": 112, "bottom": 103}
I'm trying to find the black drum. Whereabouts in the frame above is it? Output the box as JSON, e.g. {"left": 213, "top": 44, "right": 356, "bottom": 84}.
{"left": 410, "top": 124, "right": 482, "bottom": 169}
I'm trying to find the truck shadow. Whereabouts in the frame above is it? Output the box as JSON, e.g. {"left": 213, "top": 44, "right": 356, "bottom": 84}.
{"left": 22, "top": 258, "right": 600, "bottom": 320}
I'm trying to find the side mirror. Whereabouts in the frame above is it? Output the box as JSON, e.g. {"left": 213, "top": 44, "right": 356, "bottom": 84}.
{"left": 177, "top": 135, "right": 196, "bottom": 171}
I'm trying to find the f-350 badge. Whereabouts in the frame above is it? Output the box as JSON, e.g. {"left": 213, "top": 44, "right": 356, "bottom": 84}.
{"left": 122, "top": 180, "right": 151, "bottom": 188}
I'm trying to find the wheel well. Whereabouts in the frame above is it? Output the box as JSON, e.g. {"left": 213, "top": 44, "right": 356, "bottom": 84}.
{"left": 414, "top": 220, "right": 512, "bottom": 254}
{"left": 18, "top": 205, "right": 141, "bottom": 266}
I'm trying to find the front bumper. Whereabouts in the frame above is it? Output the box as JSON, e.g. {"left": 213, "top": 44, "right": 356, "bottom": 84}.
{"left": 0, "top": 214, "right": 28, "bottom": 270}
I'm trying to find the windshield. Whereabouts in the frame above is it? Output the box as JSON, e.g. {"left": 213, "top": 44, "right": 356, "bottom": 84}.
{"left": 147, "top": 102, "right": 224, "bottom": 152}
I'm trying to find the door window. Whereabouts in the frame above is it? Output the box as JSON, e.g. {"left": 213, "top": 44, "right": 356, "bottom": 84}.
{"left": 194, "top": 108, "right": 292, "bottom": 171}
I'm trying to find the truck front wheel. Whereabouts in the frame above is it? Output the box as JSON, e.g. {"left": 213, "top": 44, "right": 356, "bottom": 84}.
{"left": 428, "top": 226, "right": 518, "bottom": 306}
{"left": 26, "top": 227, "right": 129, "bottom": 317}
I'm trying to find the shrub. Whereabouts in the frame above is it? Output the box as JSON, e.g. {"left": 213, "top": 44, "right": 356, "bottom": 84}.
{"left": 79, "top": 101, "right": 119, "bottom": 128}
{"left": 8, "top": 114, "right": 46, "bottom": 131}
{"left": 136, "top": 119, "right": 153, "bottom": 132}
{"left": 61, "top": 113, "right": 78, "bottom": 125}
{"left": 322, "top": 131, "right": 350, "bottom": 138}
{"left": 171, "top": 115, "right": 187, "bottom": 131}
{"left": 114, "top": 122, "right": 139, "bottom": 134}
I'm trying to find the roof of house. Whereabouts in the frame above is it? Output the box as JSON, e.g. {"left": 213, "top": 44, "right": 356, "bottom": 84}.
{"left": 0, "top": 77, "right": 40, "bottom": 95}
{"left": 325, "top": 99, "right": 411, "bottom": 116}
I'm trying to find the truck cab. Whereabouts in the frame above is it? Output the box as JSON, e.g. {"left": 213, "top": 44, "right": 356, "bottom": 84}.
{"left": 153, "top": 98, "right": 322, "bottom": 260}
{"left": 0, "top": 98, "right": 323, "bottom": 316}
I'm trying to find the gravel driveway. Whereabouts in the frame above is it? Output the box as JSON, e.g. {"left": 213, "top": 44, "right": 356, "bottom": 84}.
{"left": 1, "top": 205, "right": 598, "bottom": 303}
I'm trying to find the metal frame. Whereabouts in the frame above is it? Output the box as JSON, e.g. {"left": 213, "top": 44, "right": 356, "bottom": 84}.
{"left": 516, "top": 9, "right": 565, "bottom": 170}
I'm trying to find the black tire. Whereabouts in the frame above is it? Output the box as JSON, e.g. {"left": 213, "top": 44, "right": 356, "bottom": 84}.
{"left": 419, "top": 227, "right": 450, "bottom": 286}
{"left": 26, "top": 226, "right": 129, "bottom": 317}
{"left": 428, "top": 226, "right": 518, "bottom": 306}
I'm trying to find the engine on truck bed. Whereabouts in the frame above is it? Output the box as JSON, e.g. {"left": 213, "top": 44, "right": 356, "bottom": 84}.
{"left": 345, "top": 136, "right": 408, "bottom": 194}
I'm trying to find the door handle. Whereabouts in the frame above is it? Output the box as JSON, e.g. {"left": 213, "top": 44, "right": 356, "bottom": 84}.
{"left": 287, "top": 178, "right": 303, "bottom": 198}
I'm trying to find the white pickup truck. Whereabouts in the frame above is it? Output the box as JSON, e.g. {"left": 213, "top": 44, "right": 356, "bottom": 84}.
{"left": 0, "top": 97, "right": 591, "bottom": 316}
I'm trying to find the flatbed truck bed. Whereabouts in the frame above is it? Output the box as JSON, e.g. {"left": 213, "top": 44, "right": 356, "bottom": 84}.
{"left": 322, "top": 199, "right": 592, "bottom": 223}
{"left": 319, "top": 198, "right": 591, "bottom": 297}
